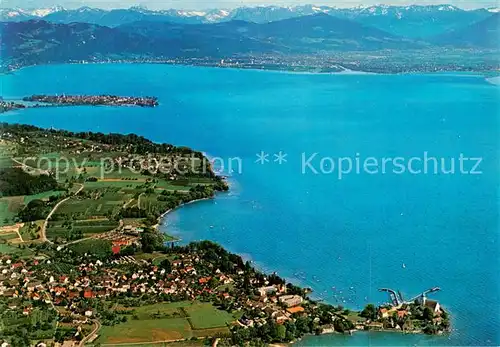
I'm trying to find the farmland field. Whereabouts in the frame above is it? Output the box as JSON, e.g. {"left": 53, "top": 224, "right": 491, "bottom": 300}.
{"left": 0, "top": 243, "right": 32, "bottom": 256}
{"left": 97, "top": 318, "right": 191, "bottom": 344}
{"left": 184, "top": 303, "right": 235, "bottom": 329}
{"left": 0, "top": 232, "right": 19, "bottom": 241}
{"left": 55, "top": 191, "right": 129, "bottom": 218}
{"left": 0, "top": 157, "right": 14, "bottom": 169}
{"left": 68, "top": 239, "right": 113, "bottom": 257}
{"left": 96, "top": 301, "right": 234, "bottom": 344}
{"left": 47, "top": 219, "right": 118, "bottom": 240}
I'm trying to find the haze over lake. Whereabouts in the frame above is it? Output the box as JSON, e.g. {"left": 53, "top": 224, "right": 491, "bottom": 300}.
{"left": 2, "top": 63, "right": 499, "bottom": 346}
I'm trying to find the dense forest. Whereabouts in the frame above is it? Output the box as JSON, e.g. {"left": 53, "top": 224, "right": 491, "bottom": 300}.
{"left": 0, "top": 168, "right": 59, "bottom": 197}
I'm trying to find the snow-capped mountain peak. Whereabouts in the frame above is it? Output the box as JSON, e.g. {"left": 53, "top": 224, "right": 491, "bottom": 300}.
{"left": 438, "top": 5, "right": 460, "bottom": 11}
{"left": 0, "top": 3, "right": 493, "bottom": 28}
{"left": 0, "top": 6, "right": 65, "bottom": 20}
{"left": 28, "top": 6, "right": 65, "bottom": 17}
{"left": 204, "top": 9, "right": 231, "bottom": 22}
{"left": 176, "top": 10, "right": 207, "bottom": 17}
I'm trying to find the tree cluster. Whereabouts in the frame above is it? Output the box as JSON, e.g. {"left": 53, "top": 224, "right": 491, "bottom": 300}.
{"left": 0, "top": 168, "right": 59, "bottom": 197}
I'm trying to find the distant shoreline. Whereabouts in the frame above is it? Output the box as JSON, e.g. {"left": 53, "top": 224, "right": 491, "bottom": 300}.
{"left": 3, "top": 60, "right": 499, "bottom": 77}
{"left": 3, "top": 60, "right": 360, "bottom": 75}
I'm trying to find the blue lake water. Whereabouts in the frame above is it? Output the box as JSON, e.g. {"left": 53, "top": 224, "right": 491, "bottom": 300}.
{"left": 2, "top": 64, "right": 499, "bottom": 346}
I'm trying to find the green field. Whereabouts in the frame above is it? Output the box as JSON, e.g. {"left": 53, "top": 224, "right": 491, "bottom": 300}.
{"left": 0, "top": 233, "right": 19, "bottom": 241}
{"left": 97, "top": 317, "right": 192, "bottom": 344}
{"left": 0, "top": 243, "right": 32, "bottom": 256}
{"left": 55, "top": 191, "right": 129, "bottom": 218}
{"left": 47, "top": 219, "right": 118, "bottom": 240}
{"left": 184, "top": 303, "right": 236, "bottom": 330}
{"left": 96, "top": 301, "right": 234, "bottom": 345}
{"left": 0, "top": 243, "right": 19, "bottom": 254}
{"left": 0, "top": 157, "right": 14, "bottom": 169}
{"left": 68, "top": 239, "right": 113, "bottom": 257}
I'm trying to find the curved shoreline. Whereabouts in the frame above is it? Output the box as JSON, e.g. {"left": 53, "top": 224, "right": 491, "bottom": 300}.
{"left": 2, "top": 67, "right": 459, "bottom": 344}
{"left": 154, "top": 197, "right": 214, "bottom": 241}
{"left": 152, "top": 190, "right": 453, "bottom": 343}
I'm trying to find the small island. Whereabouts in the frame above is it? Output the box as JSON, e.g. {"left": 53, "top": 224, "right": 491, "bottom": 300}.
{"left": 0, "top": 101, "right": 26, "bottom": 113}
{"left": 23, "top": 94, "right": 159, "bottom": 107}
{"left": 0, "top": 123, "right": 450, "bottom": 346}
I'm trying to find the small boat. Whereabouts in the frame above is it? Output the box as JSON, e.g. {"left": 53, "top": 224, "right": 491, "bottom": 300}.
{"left": 402, "top": 263, "right": 406, "bottom": 269}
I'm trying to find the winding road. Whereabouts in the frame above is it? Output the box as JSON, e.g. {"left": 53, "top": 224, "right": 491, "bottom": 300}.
{"left": 40, "top": 183, "right": 84, "bottom": 243}
{"left": 79, "top": 319, "right": 101, "bottom": 347}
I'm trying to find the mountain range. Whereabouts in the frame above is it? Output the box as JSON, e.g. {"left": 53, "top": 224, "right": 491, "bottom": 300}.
{"left": 0, "top": 13, "right": 418, "bottom": 67}
{"left": 1, "top": 4, "right": 498, "bottom": 72}
{"left": 0, "top": 4, "right": 497, "bottom": 38}
{"left": 2, "top": 12, "right": 498, "bottom": 70}
{"left": 431, "top": 12, "right": 500, "bottom": 48}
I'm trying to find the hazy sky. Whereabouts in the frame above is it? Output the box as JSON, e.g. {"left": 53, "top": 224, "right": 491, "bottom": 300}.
{"left": 2, "top": 0, "right": 498, "bottom": 10}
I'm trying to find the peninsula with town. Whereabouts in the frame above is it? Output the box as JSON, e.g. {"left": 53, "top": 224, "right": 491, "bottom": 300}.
{"left": 0, "top": 123, "right": 451, "bottom": 347}
{"left": 0, "top": 95, "right": 159, "bottom": 114}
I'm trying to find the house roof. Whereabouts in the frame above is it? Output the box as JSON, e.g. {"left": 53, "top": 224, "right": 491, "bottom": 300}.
{"left": 287, "top": 306, "right": 305, "bottom": 314}
{"left": 397, "top": 310, "right": 408, "bottom": 318}
{"left": 425, "top": 299, "right": 439, "bottom": 311}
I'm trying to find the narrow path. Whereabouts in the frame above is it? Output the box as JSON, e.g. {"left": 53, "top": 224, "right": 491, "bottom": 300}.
{"left": 11, "top": 157, "right": 50, "bottom": 175}
{"left": 123, "top": 198, "right": 134, "bottom": 209}
{"left": 137, "top": 193, "right": 145, "bottom": 209}
{"left": 79, "top": 319, "right": 101, "bottom": 347}
{"left": 101, "top": 338, "right": 187, "bottom": 346}
{"left": 15, "top": 227, "right": 24, "bottom": 243}
{"left": 40, "top": 183, "right": 84, "bottom": 243}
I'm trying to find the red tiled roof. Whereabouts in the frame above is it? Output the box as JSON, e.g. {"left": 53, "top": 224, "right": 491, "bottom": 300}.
{"left": 83, "top": 289, "right": 94, "bottom": 298}
{"left": 397, "top": 310, "right": 408, "bottom": 318}
{"left": 287, "top": 306, "right": 305, "bottom": 314}
{"left": 199, "top": 277, "right": 212, "bottom": 284}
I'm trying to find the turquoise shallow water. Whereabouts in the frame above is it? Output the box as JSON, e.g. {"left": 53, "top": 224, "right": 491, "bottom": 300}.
{"left": 2, "top": 64, "right": 499, "bottom": 346}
